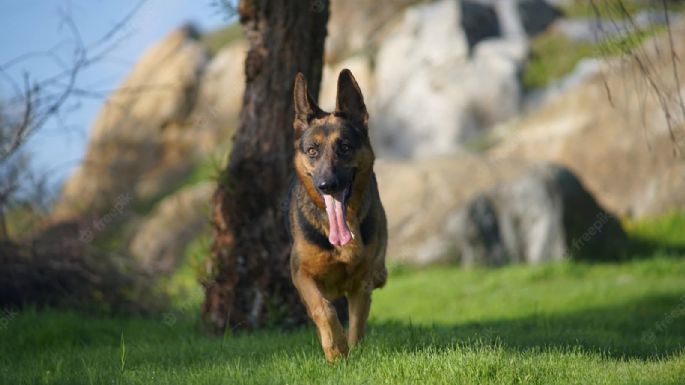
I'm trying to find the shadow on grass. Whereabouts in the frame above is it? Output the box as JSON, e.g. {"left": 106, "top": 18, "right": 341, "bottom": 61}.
{"left": 3, "top": 293, "right": 684, "bottom": 382}
{"left": 618, "top": 237, "right": 685, "bottom": 261}
{"left": 574, "top": 234, "right": 685, "bottom": 263}
{"left": 367, "top": 293, "right": 685, "bottom": 360}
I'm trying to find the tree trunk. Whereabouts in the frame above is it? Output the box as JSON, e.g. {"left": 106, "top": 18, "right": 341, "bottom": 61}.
{"left": 201, "top": 0, "right": 330, "bottom": 333}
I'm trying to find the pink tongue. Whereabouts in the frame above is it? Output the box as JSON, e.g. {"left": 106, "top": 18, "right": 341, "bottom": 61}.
{"left": 323, "top": 193, "right": 352, "bottom": 246}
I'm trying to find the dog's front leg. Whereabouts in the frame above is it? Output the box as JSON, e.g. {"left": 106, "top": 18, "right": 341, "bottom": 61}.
{"left": 347, "top": 284, "right": 372, "bottom": 347}
{"left": 293, "top": 271, "right": 348, "bottom": 361}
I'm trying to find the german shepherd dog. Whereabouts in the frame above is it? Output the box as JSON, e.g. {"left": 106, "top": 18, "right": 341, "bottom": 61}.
{"left": 288, "top": 69, "right": 387, "bottom": 362}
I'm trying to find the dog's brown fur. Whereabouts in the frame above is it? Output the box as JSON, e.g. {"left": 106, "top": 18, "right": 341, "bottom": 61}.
{"left": 288, "top": 69, "right": 387, "bottom": 362}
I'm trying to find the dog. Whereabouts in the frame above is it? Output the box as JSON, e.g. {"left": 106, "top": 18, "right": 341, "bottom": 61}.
{"left": 288, "top": 69, "right": 387, "bottom": 362}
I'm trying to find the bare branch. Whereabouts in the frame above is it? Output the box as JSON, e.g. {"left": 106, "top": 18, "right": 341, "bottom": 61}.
{"left": 0, "top": 0, "right": 149, "bottom": 239}
{"left": 662, "top": 0, "right": 685, "bottom": 120}
{"left": 590, "top": 0, "right": 684, "bottom": 155}
{"left": 0, "top": 1, "right": 147, "bottom": 163}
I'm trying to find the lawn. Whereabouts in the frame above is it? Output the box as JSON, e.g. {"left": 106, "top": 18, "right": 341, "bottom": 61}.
{"left": 1, "top": 254, "right": 684, "bottom": 384}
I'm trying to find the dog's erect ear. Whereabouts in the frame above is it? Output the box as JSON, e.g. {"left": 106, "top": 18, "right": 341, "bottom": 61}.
{"left": 293, "top": 72, "right": 323, "bottom": 136}
{"left": 335, "top": 69, "right": 368, "bottom": 127}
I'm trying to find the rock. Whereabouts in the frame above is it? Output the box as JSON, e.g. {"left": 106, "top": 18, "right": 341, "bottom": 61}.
{"left": 469, "top": 37, "right": 527, "bottom": 122}
{"left": 460, "top": 1, "right": 500, "bottom": 49}
{"left": 53, "top": 27, "right": 247, "bottom": 222}
{"left": 324, "top": 0, "right": 417, "bottom": 63}
{"left": 516, "top": 0, "right": 562, "bottom": 35}
{"left": 438, "top": 163, "right": 626, "bottom": 266}
{"left": 52, "top": 26, "right": 248, "bottom": 274}
{"left": 188, "top": 41, "right": 247, "bottom": 153}
{"left": 492, "top": 17, "right": 685, "bottom": 217}
{"left": 375, "top": 155, "right": 532, "bottom": 264}
{"left": 54, "top": 26, "right": 210, "bottom": 219}
{"left": 463, "top": 0, "right": 561, "bottom": 38}
{"left": 320, "top": 0, "right": 560, "bottom": 160}
{"left": 47, "top": 2, "right": 685, "bottom": 276}
{"left": 372, "top": 0, "right": 558, "bottom": 159}
{"left": 325, "top": 0, "right": 559, "bottom": 62}
{"left": 373, "top": 0, "right": 479, "bottom": 158}
{"left": 129, "top": 182, "right": 213, "bottom": 274}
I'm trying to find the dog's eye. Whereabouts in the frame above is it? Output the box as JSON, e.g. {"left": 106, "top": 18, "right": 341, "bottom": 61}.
{"left": 307, "top": 147, "right": 319, "bottom": 158}
{"left": 339, "top": 144, "right": 351, "bottom": 153}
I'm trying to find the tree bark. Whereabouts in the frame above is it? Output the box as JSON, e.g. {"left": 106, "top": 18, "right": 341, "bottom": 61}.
{"left": 201, "top": 0, "right": 330, "bottom": 333}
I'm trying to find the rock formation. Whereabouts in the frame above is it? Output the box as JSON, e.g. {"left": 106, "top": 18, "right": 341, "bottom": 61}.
{"left": 435, "top": 163, "right": 626, "bottom": 266}
{"left": 49, "top": 3, "right": 685, "bottom": 271}
{"left": 321, "top": 0, "right": 560, "bottom": 158}
{"left": 129, "top": 182, "right": 213, "bottom": 274}
{"left": 53, "top": 26, "right": 247, "bottom": 221}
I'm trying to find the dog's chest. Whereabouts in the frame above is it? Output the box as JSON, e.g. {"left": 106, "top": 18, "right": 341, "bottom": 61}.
{"left": 301, "top": 241, "right": 370, "bottom": 292}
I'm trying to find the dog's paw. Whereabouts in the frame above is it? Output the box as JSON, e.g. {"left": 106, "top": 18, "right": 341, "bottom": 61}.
{"left": 323, "top": 341, "right": 349, "bottom": 363}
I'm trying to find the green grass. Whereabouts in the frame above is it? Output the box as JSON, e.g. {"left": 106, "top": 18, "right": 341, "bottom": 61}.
{"left": 2, "top": 255, "right": 685, "bottom": 384}
{"left": 2, "top": 212, "right": 683, "bottom": 384}
{"left": 161, "top": 233, "right": 212, "bottom": 310}
{"left": 523, "top": 32, "right": 596, "bottom": 90}
{"left": 625, "top": 211, "right": 685, "bottom": 247}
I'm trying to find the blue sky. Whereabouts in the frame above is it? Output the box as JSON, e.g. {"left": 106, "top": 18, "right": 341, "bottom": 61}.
{"left": 0, "top": 0, "right": 230, "bottom": 191}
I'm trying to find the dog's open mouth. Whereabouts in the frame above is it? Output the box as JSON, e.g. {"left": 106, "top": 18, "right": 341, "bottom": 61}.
{"left": 322, "top": 188, "right": 352, "bottom": 246}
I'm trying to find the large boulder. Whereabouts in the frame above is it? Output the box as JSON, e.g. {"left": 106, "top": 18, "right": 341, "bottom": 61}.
{"left": 324, "top": 0, "right": 417, "bottom": 63}
{"left": 54, "top": 26, "right": 248, "bottom": 223}
{"left": 492, "top": 17, "right": 685, "bottom": 217}
{"left": 54, "top": 26, "right": 210, "bottom": 219}
{"left": 465, "top": 0, "right": 561, "bottom": 37}
{"left": 188, "top": 41, "right": 246, "bottom": 153}
{"left": 372, "top": 0, "right": 558, "bottom": 159}
{"left": 377, "top": 158, "right": 628, "bottom": 266}
{"left": 373, "top": 0, "right": 476, "bottom": 158}
{"left": 129, "top": 182, "right": 213, "bottom": 274}
{"left": 515, "top": 0, "right": 562, "bottom": 35}
{"left": 319, "top": 0, "right": 560, "bottom": 159}
{"left": 377, "top": 19, "right": 685, "bottom": 265}
{"left": 375, "top": 155, "right": 532, "bottom": 263}
{"left": 442, "top": 163, "right": 626, "bottom": 266}
{"left": 460, "top": 1, "right": 500, "bottom": 49}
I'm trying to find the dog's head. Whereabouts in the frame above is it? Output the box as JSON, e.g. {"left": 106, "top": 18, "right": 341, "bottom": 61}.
{"left": 292, "top": 69, "right": 374, "bottom": 246}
